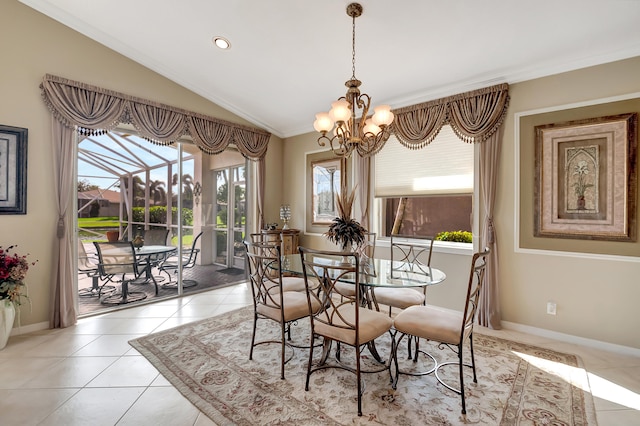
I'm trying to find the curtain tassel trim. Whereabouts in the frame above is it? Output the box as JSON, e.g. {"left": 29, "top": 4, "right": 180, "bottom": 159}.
{"left": 40, "top": 74, "right": 271, "bottom": 160}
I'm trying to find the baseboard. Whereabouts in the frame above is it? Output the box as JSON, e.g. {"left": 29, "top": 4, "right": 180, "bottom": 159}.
{"left": 426, "top": 304, "right": 640, "bottom": 357}
{"left": 10, "top": 320, "right": 49, "bottom": 336}
{"left": 501, "top": 320, "right": 640, "bottom": 358}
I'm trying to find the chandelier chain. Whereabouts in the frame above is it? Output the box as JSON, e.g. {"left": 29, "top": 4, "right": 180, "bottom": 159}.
{"left": 351, "top": 12, "right": 357, "bottom": 80}
{"left": 313, "top": 2, "right": 394, "bottom": 158}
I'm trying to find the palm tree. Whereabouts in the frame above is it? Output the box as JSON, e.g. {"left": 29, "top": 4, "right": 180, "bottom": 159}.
{"left": 149, "top": 180, "right": 167, "bottom": 205}
{"left": 120, "top": 175, "right": 147, "bottom": 207}
{"left": 172, "top": 173, "right": 195, "bottom": 208}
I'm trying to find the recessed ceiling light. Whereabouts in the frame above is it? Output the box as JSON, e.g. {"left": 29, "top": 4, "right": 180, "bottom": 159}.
{"left": 212, "top": 36, "right": 231, "bottom": 50}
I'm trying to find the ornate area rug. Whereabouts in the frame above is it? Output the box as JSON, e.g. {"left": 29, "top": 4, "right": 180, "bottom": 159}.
{"left": 129, "top": 307, "right": 597, "bottom": 425}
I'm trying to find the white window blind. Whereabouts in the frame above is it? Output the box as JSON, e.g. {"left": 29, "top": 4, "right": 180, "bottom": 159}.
{"left": 374, "top": 125, "right": 474, "bottom": 197}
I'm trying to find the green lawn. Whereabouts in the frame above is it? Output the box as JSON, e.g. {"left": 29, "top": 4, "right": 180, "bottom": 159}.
{"left": 78, "top": 216, "right": 119, "bottom": 228}
{"left": 78, "top": 216, "right": 196, "bottom": 247}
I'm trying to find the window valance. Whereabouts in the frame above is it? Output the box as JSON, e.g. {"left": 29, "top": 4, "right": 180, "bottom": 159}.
{"left": 40, "top": 74, "right": 271, "bottom": 160}
{"left": 391, "top": 83, "right": 510, "bottom": 149}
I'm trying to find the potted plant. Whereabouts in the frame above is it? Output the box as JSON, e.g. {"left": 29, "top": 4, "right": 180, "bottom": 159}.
{"left": 0, "top": 245, "right": 36, "bottom": 349}
{"left": 572, "top": 160, "right": 593, "bottom": 210}
{"left": 324, "top": 187, "right": 366, "bottom": 254}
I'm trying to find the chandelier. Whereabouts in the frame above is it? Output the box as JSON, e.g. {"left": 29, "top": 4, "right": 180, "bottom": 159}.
{"left": 313, "top": 3, "right": 394, "bottom": 158}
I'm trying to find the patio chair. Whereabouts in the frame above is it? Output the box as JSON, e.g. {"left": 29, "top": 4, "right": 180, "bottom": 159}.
{"left": 77, "top": 239, "right": 115, "bottom": 298}
{"left": 158, "top": 231, "right": 202, "bottom": 288}
{"left": 93, "top": 241, "right": 147, "bottom": 305}
{"left": 140, "top": 228, "right": 171, "bottom": 278}
{"left": 142, "top": 228, "right": 169, "bottom": 245}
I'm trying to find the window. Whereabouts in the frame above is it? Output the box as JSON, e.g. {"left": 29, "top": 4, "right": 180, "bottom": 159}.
{"left": 306, "top": 151, "right": 346, "bottom": 234}
{"left": 312, "top": 158, "right": 342, "bottom": 224}
{"left": 374, "top": 125, "right": 474, "bottom": 238}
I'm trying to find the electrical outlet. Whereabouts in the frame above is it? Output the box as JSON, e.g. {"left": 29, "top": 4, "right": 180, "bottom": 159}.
{"left": 547, "top": 302, "right": 557, "bottom": 315}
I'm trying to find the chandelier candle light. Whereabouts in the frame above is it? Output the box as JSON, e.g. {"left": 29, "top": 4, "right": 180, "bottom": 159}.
{"left": 313, "top": 3, "right": 394, "bottom": 158}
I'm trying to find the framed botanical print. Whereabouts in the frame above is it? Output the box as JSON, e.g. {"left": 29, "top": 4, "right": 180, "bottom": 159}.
{"left": 534, "top": 113, "right": 637, "bottom": 241}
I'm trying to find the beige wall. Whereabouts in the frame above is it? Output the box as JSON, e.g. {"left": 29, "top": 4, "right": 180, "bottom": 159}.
{"left": 284, "top": 58, "right": 640, "bottom": 350}
{"left": 499, "top": 58, "right": 640, "bottom": 349}
{"left": 1, "top": 1, "right": 283, "bottom": 328}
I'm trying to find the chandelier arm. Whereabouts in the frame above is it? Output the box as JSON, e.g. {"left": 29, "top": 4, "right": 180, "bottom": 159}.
{"left": 357, "top": 127, "right": 390, "bottom": 157}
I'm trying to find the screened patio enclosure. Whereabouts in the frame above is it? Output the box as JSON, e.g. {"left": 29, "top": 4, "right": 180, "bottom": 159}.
{"left": 77, "top": 129, "right": 248, "bottom": 315}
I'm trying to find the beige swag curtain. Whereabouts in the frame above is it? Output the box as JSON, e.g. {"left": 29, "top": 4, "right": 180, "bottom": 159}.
{"left": 387, "top": 83, "right": 509, "bottom": 329}
{"left": 41, "top": 74, "right": 271, "bottom": 328}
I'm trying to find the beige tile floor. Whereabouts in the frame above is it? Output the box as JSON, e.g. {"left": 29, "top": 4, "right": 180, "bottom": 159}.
{"left": 1, "top": 282, "right": 639, "bottom": 425}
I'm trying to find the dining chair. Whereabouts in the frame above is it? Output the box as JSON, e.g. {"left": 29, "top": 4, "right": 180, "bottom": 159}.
{"left": 244, "top": 239, "right": 321, "bottom": 380}
{"left": 334, "top": 232, "right": 377, "bottom": 297}
{"left": 299, "top": 247, "right": 393, "bottom": 416}
{"left": 158, "top": 231, "right": 202, "bottom": 288}
{"left": 93, "top": 241, "right": 148, "bottom": 305}
{"left": 372, "top": 235, "right": 435, "bottom": 317}
{"left": 355, "top": 232, "right": 376, "bottom": 267}
{"left": 77, "top": 239, "right": 115, "bottom": 298}
{"left": 391, "top": 248, "right": 490, "bottom": 415}
{"left": 250, "top": 232, "right": 306, "bottom": 292}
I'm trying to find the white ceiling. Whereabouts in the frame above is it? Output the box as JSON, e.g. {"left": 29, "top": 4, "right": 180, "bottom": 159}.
{"left": 21, "top": 0, "right": 640, "bottom": 138}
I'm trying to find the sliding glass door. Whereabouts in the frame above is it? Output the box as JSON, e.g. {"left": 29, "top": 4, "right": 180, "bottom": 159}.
{"left": 213, "top": 165, "right": 246, "bottom": 269}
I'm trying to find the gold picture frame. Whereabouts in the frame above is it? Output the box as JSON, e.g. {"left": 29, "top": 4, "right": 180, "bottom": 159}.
{"left": 534, "top": 113, "right": 637, "bottom": 241}
{"left": 311, "top": 157, "right": 342, "bottom": 225}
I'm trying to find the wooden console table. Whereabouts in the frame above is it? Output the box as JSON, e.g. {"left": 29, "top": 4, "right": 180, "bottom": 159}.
{"left": 261, "top": 228, "right": 300, "bottom": 255}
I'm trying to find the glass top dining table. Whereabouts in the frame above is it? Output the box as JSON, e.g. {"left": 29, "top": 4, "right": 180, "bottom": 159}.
{"left": 280, "top": 253, "right": 446, "bottom": 288}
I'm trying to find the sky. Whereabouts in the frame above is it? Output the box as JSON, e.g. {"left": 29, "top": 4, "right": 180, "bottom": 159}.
{"left": 77, "top": 132, "right": 194, "bottom": 191}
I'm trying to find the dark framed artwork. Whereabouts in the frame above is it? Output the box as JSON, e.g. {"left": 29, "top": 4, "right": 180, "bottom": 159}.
{"left": 0, "top": 125, "right": 28, "bottom": 215}
{"left": 534, "top": 113, "right": 637, "bottom": 241}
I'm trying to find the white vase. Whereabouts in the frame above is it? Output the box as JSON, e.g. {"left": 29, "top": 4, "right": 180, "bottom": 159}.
{"left": 340, "top": 242, "right": 353, "bottom": 265}
{"left": 0, "top": 299, "right": 16, "bottom": 350}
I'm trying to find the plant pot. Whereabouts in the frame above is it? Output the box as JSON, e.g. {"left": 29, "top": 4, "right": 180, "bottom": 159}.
{"left": 106, "top": 231, "right": 120, "bottom": 242}
{"left": 0, "top": 299, "right": 15, "bottom": 350}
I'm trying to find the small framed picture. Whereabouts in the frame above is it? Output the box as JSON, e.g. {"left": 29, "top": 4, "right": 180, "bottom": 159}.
{"left": 0, "top": 125, "right": 28, "bottom": 215}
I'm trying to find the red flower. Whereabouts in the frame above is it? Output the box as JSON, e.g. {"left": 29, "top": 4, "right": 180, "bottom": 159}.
{"left": 0, "top": 245, "right": 37, "bottom": 305}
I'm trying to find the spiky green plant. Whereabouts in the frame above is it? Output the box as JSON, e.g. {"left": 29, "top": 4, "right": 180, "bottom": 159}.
{"left": 324, "top": 187, "right": 366, "bottom": 250}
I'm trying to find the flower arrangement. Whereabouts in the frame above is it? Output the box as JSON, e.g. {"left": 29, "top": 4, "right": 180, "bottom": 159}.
{"left": 0, "top": 245, "right": 37, "bottom": 308}
{"left": 324, "top": 186, "right": 366, "bottom": 251}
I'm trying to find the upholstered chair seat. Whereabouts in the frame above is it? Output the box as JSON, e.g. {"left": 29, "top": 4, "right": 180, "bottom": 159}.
{"left": 393, "top": 305, "right": 461, "bottom": 344}
{"left": 314, "top": 305, "right": 393, "bottom": 346}
{"left": 257, "top": 291, "right": 321, "bottom": 322}
{"left": 372, "top": 287, "right": 425, "bottom": 311}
